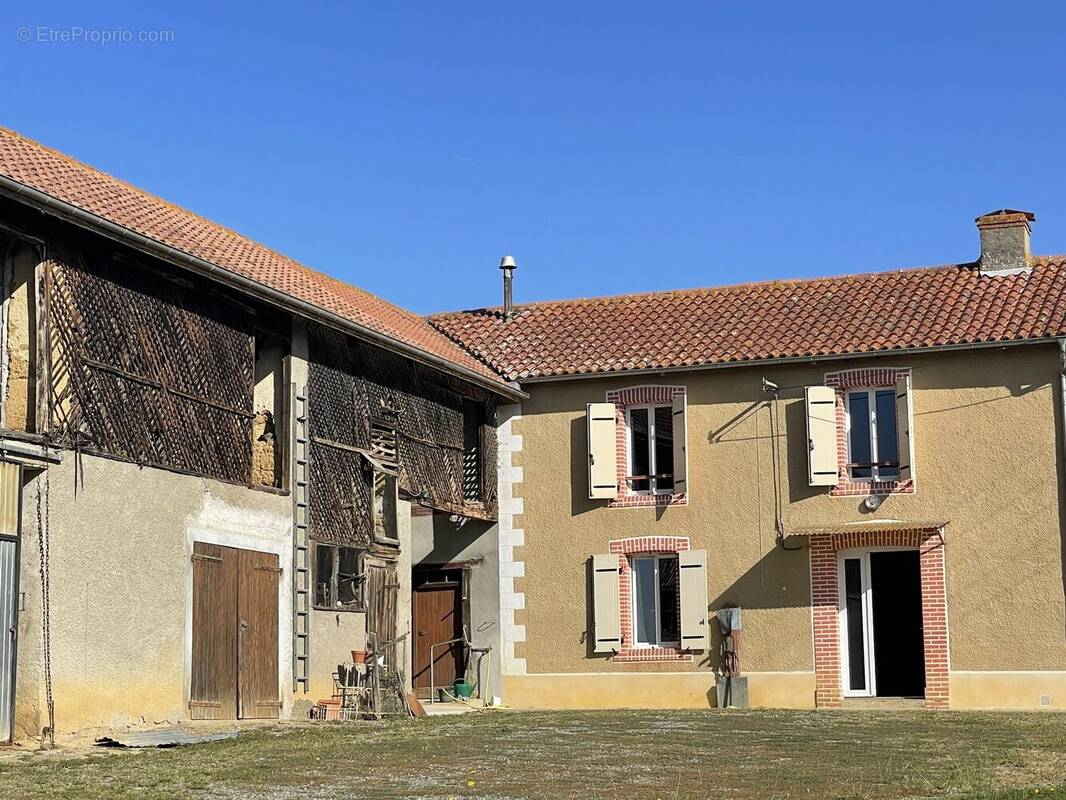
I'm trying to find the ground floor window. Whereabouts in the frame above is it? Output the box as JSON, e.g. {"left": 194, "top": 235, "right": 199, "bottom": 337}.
{"left": 630, "top": 553, "right": 680, "bottom": 647}
{"left": 314, "top": 544, "right": 362, "bottom": 610}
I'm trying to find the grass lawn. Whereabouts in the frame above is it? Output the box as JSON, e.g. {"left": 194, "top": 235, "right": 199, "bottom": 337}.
{"left": 1, "top": 709, "right": 1065, "bottom": 799}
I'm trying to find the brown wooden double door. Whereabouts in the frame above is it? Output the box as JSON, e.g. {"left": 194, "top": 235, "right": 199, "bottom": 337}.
{"left": 190, "top": 542, "right": 281, "bottom": 720}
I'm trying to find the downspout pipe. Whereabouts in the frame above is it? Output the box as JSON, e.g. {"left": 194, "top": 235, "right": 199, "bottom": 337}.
{"left": 0, "top": 176, "right": 526, "bottom": 402}
{"left": 1059, "top": 339, "right": 1066, "bottom": 478}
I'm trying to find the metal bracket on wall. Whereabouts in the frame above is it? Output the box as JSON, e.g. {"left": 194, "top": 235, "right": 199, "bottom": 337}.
{"left": 291, "top": 384, "right": 310, "bottom": 693}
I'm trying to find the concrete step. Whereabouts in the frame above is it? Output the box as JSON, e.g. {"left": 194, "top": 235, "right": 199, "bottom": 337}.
{"left": 841, "top": 696, "right": 925, "bottom": 710}
{"left": 421, "top": 700, "right": 483, "bottom": 716}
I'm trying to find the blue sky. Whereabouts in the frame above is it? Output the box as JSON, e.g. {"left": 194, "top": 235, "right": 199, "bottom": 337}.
{"left": 1, "top": 2, "right": 1064, "bottom": 314}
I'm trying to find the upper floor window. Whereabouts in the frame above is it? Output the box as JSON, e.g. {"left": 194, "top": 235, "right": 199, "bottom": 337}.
{"left": 626, "top": 405, "right": 674, "bottom": 494}
{"left": 847, "top": 388, "right": 899, "bottom": 481}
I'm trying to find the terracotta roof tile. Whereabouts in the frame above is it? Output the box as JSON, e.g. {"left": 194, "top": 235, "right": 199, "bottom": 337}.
{"left": 430, "top": 259, "right": 1066, "bottom": 380}
{"left": 0, "top": 127, "right": 507, "bottom": 388}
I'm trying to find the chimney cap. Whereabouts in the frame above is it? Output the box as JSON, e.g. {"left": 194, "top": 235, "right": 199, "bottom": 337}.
{"left": 499, "top": 255, "right": 517, "bottom": 270}
{"left": 975, "top": 209, "right": 1035, "bottom": 226}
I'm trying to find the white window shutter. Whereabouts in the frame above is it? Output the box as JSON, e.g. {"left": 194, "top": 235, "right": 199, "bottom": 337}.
{"left": 679, "top": 549, "right": 709, "bottom": 651}
{"left": 896, "top": 374, "right": 915, "bottom": 483}
{"left": 591, "top": 554, "right": 621, "bottom": 653}
{"left": 672, "top": 394, "right": 688, "bottom": 494}
{"left": 587, "top": 403, "right": 618, "bottom": 499}
{"left": 805, "top": 386, "right": 839, "bottom": 486}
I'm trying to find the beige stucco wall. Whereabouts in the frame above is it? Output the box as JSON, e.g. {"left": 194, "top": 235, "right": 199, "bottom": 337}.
{"left": 411, "top": 511, "right": 503, "bottom": 700}
{"left": 502, "top": 672, "right": 815, "bottom": 710}
{"left": 508, "top": 345, "right": 1066, "bottom": 704}
{"left": 14, "top": 453, "right": 292, "bottom": 737}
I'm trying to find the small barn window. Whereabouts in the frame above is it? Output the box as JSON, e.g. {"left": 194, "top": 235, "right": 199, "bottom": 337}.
{"left": 462, "top": 399, "right": 482, "bottom": 502}
{"left": 314, "top": 543, "right": 363, "bottom": 610}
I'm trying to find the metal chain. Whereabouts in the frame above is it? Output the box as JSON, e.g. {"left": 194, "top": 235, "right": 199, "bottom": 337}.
{"left": 35, "top": 473, "right": 54, "bottom": 748}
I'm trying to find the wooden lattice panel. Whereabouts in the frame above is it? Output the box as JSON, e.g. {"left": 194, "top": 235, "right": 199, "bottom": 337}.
{"left": 307, "top": 324, "right": 498, "bottom": 534}
{"left": 48, "top": 237, "right": 255, "bottom": 484}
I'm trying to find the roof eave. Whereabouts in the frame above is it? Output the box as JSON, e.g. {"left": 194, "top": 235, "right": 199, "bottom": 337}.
{"left": 512, "top": 336, "right": 1064, "bottom": 385}
{"left": 0, "top": 175, "right": 525, "bottom": 402}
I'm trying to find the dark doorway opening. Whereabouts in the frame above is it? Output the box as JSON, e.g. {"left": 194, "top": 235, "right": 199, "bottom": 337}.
{"left": 870, "top": 550, "right": 925, "bottom": 698}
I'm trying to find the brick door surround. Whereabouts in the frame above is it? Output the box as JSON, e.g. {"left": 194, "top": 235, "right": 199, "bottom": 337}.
{"left": 810, "top": 527, "right": 949, "bottom": 708}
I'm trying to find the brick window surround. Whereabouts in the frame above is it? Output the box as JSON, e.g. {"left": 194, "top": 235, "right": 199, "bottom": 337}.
{"left": 606, "top": 386, "right": 688, "bottom": 509}
{"left": 609, "top": 536, "right": 693, "bottom": 662}
{"left": 810, "top": 527, "right": 949, "bottom": 709}
{"left": 825, "top": 368, "right": 915, "bottom": 497}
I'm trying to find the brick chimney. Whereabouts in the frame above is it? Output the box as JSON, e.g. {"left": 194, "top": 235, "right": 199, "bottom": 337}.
{"left": 976, "top": 209, "right": 1035, "bottom": 276}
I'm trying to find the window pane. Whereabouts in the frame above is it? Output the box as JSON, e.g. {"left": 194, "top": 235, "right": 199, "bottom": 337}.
{"left": 315, "top": 545, "right": 334, "bottom": 607}
{"left": 337, "top": 547, "right": 360, "bottom": 606}
{"left": 654, "top": 405, "right": 675, "bottom": 493}
{"left": 630, "top": 408, "right": 650, "bottom": 492}
{"left": 848, "top": 392, "right": 872, "bottom": 479}
{"left": 875, "top": 389, "right": 899, "bottom": 478}
{"left": 658, "top": 556, "right": 680, "bottom": 644}
{"left": 844, "top": 558, "right": 866, "bottom": 691}
{"left": 632, "top": 557, "right": 657, "bottom": 644}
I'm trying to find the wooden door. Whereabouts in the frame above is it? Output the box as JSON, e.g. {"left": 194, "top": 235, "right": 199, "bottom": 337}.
{"left": 190, "top": 544, "right": 280, "bottom": 720}
{"left": 190, "top": 543, "right": 238, "bottom": 720}
{"left": 237, "top": 549, "right": 281, "bottom": 719}
{"left": 412, "top": 579, "right": 463, "bottom": 694}
{"left": 366, "top": 560, "right": 398, "bottom": 667}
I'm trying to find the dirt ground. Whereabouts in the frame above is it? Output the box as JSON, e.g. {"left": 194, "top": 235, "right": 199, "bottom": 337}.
{"left": 0, "top": 709, "right": 1064, "bottom": 799}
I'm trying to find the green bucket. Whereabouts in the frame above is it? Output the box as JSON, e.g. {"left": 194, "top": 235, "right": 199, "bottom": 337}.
{"left": 453, "top": 680, "right": 474, "bottom": 699}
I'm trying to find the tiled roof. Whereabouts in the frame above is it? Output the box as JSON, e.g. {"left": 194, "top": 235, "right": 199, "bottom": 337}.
{"left": 430, "top": 257, "right": 1066, "bottom": 380}
{"left": 0, "top": 127, "right": 509, "bottom": 389}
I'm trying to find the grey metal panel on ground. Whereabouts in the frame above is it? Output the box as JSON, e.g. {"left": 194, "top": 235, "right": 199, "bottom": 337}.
{"left": 94, "top": 729, "right": 238, "bottom": 748}
{"left": 0, "top": 538, "right": 17, "bottom": 742}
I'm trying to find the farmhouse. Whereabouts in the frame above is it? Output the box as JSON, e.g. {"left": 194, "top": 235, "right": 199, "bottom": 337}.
{"left": 433, "top": 209, "right": 1066, "bottom": 710}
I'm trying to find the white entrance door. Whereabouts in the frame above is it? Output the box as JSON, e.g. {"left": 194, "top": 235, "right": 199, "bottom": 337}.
{"left": 838, "top": 552, "right": 876, "bottom": 697}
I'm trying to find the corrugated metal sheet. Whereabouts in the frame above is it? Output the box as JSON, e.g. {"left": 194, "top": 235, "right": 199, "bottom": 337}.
{"left": 94, "top": 729, "right": 238, "bottom": 748}
{"left": 0, "top": 461, "right": 19, "bottom": 536}
{"left": 0, "top": 539, "right": 17, "bottom": 742}
{"left": 787, "top": 520, "right": 949, "bottom": 537}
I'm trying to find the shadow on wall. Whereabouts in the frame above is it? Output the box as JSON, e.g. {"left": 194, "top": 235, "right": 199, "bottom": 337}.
{"left": 1052, "top": 377, "right": 1066, "bottom": 649}
{"left": 784, "top": 397, "right": 825, "bottom": 505}
{"left": 571, "top": 417, "right": 600, "bottom": 518}
{"left": 704, "top": 393, "right": 823, "bottom": 508}
{"left": 417, "top": 511, "right": 495, "bottom": 566}
{"left": 701, "top": 543, "right": 810, "bottom": 671}
{"left": 582, "top": 557, "right": 613, "bottom": 662}
{"left": 708, "top": 543, "right": 809, "bottom": 613}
